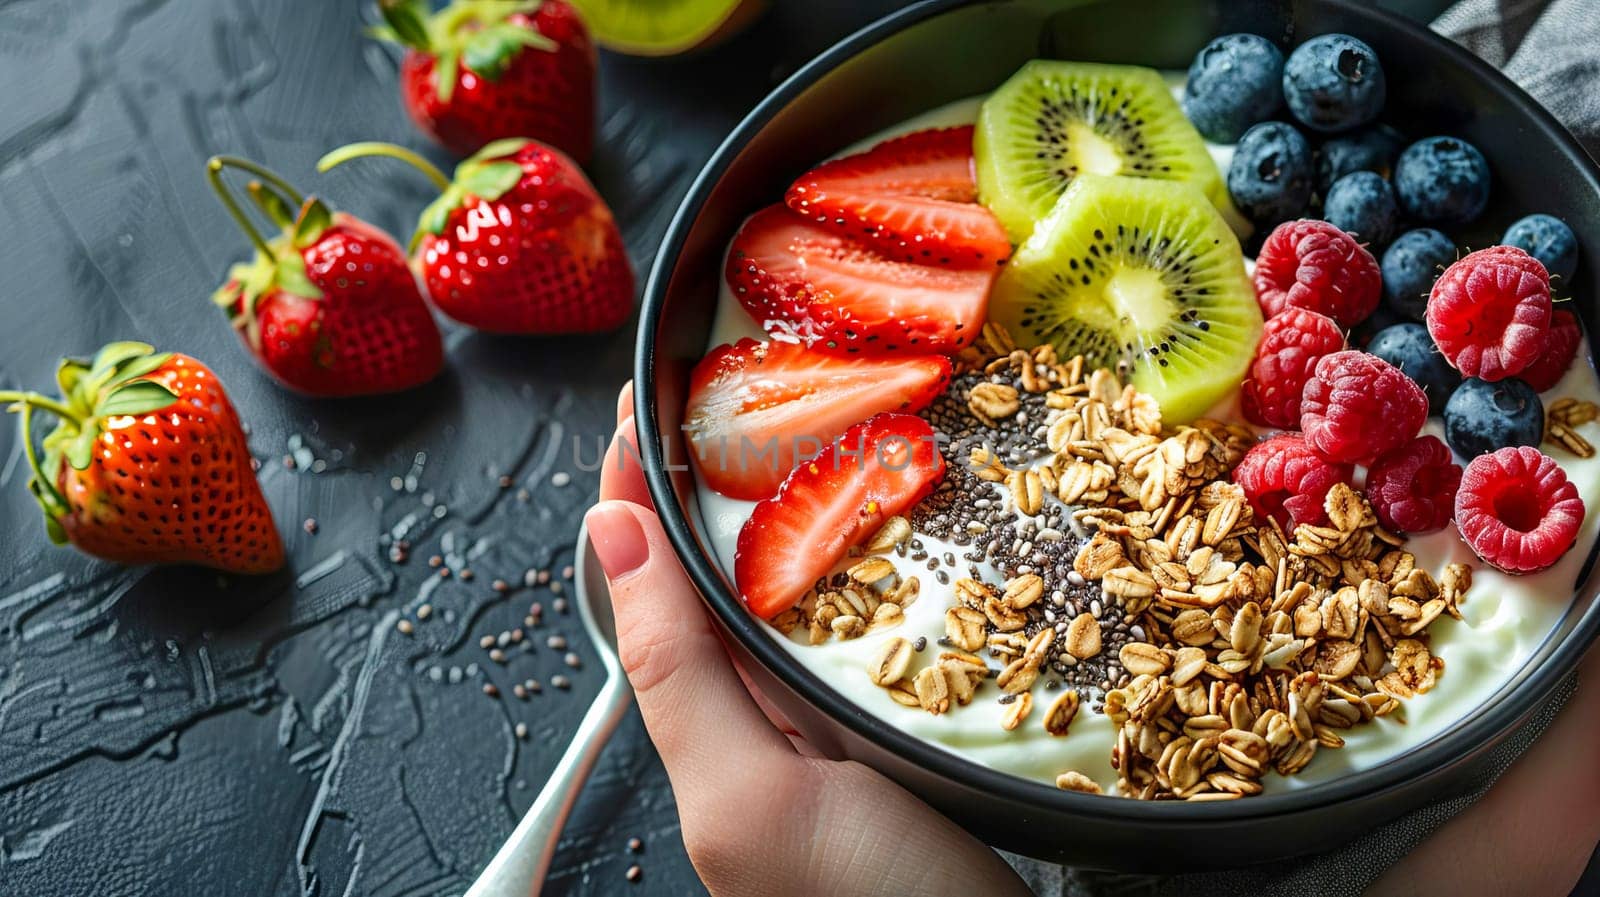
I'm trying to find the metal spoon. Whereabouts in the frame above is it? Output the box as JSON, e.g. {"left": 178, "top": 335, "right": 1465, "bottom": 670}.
{"left": 465, "top": 525, "right": 633, "bottom": 897}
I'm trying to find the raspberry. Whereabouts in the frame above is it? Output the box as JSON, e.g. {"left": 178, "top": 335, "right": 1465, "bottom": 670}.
{"left": 1253, "top": 219, "right": 1381, "bottom": 326}
{"left": 1233, "top": 433, "right": 1355, "bottom": 528}
{"left": 1300, "top": 350, "right": 1429, "bottom": 465}
{"left": 1364, "top": 435, "right": 1462, "bottom": 534}
{"left": 1425, "top": 246, "right": 1551, "bottom": 381}
{"left": 1240, "top": 308, "right": 1346, "bottom": 428}
{"left": 1516, "top": 307, "right": 1581, "bottom": 393}
{"left": 1455, "top": 446, "right": 1585, "bottom": 573}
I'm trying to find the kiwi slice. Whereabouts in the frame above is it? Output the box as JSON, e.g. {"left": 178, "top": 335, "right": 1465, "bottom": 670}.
{"left": 567, "top": 0, "right": 757, "bottom": 55}
{"left": 989, "top": 174, "right": 1261, "bottom": 424}
{"left": 976, "top": 60, "right": 1244, "bottom": 243}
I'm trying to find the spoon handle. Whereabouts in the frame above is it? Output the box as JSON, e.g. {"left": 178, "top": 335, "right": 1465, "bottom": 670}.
{"left": 465, "top": 675, "right": 634, "bottom": 897}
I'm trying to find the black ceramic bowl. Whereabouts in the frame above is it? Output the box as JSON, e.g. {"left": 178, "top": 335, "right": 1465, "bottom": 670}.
{"left": 635, "top": 0, "right": 1600, "bottom": 871}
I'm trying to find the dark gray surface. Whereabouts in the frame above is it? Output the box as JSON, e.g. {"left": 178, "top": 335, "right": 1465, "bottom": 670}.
{"left": 0, "top": 2, "right": 903, "bottom": 895}
{"left": 6, "top": 2, "right": 1594, "bottom": 897}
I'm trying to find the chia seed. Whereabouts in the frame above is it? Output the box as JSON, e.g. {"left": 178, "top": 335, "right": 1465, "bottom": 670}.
{"left": 909, "top": 367, "right": 1125, "bottom": 701}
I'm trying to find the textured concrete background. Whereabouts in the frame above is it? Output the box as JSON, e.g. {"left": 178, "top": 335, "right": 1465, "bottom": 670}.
{"left": 0, "top": 2, "right": 903, "bottom": 894}
{"left": 5, "top": 2, "right": 1595, "bottom": 897}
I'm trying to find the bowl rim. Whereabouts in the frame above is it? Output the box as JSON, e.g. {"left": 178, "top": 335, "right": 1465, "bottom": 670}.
{"left": 635, "top": 0, "right": 1600, "bottom": 823}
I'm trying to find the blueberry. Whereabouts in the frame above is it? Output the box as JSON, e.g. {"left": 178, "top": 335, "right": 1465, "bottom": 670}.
{"left": 1282, "top": 34, "right": 1386, "bottom": 133}
{"left": 1316, "top": 124, "right": 1405, "bottom": 193}
{"left": 1393, "top": 136, "right": 1490, "bottom": 225}
{"left": 1381, "top": 228, "right": 1457, "bottom": 319}
{"left": 1182, "top": 34, "right": 1285, "bottom": 143}
{"left": 1502, "top": 213, "right": 1579, "bottom": 282}
{"left": 1322, "top": 171, "right": 1399, "bottom": 246}
{"left": 1349, "top": 300, "right": 1408, "bottom": 349}
{"left": 1367, "top": 323, "right": 1462, "bottom": 414}
{"left": 1227, "top": 122, "right": 1314, "bottom": 227}
{"left": 1443, "top": 377, "right": 1544, "bottom": 458}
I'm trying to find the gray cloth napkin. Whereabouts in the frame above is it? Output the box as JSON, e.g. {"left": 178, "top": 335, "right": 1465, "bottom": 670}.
{"left": 1006, "top": 2, "right": 1600, "bottom": 893}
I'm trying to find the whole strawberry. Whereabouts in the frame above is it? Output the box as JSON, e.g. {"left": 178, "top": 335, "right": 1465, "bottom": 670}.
{"left": 320, "top": 140, "right": 633, "bottom": 334}
{"left": 1, "top": 343, "right": 285, "bottom": 574}
{"left": 207, "top": 156, "right": 444, "bottom": 397}
{"left": 375, "top": 0, "right": 595, "bottom": 162}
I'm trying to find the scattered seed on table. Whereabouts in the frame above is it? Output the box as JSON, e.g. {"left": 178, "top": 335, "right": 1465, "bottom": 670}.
{"left": 514, "top": 723, "right": 528, "bottom": 739}
{"left": 513, "top": 684, "right": 528, "bottom": 699}
{"left": 510, "top": 629, "right": 524, "bottom": 643}
{"left": 625, "top": 865, "right": 641, "bottom": 883}
{"left": 562, "top": 565, "right": 574, "bottom": 580}
{"left": 303, "top": 518, "right": 318, "bottom": 535}
{"left": 523, "top": 569, "right": 540, "bottom": 588}
{"left": 552, "top": 472, "right": 571, "bottom": 487}
{"left": 547, "top": 635, "right": 567, "bottom": 650}
{"left": 465, "top": 663, "right": 480, "bottom": 676}
{"left": 553, "top": 598, "right": 568, "bottom": 614}
{"left": 627, "top": 837, "right": 643, "bottom": 853}
{"left": 428, "top": 667, "right": 443, "bottom": 682}
{"left": 480, "top": 636, "right": 496, "bottom": 649}
{"left": 913, "top": 637, "right": 927, "bottom": 652}
{"left": 438, "top": 568, "right": 450, "bottom": 579}
{"left": 498, "top": 475, "right": 514, "bottom": 489}
{"left": 549, "top": 582, "right": 564, "bottom": 595}
{"left": 530, "top": 602, "right": 544, "bottom": 617}
{"left": 564, "top": 652, "right": 581, "bottom": 669}
{"left": 396, "top": 619, "right": 414, "bottom": 635}
{"left": 489, "top": 649, "right": 506, "bottom": 664}
{"left": 492, "top": 579, "right": 509, "bottom": 593}
{"left": 448, "top": 667, "right": 462, "bottom": 684}
{"left": 524, "top": 615, "right": 536, "bottom": 627}
{"left": 483, "top": 683, "right": 499, "bottom": 697}
{"left": 497, "top": 631, "right": 512, "bottom": 648}
{"left": 417, "top": 604, "right": 432, "bottom": 620}
{"left": 517, "top": 488, "right": 530, "bottom": 503}
{"left": 283, "top": 455, "right": 296, "bottom": 469}
{"left": 429, "top": 555, "right": 443, "bottom": 568}
{"left": 251, "top": 457, "right": 261, "bottom": 472}
{"left": 525, "top": 679, "right": 541, "bottom": 693}
{"left": 537, "top": 570, "right": 551, "bottom": 585}
{"left": 459, "top": 568, "right": 474, "bottom": 581}
{"left": 551, "top": 675, "right": 570, "bottom": 689}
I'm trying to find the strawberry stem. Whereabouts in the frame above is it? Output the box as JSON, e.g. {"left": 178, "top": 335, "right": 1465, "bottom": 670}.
{"left": 0, "top": 391, "right": 82, "bottom": 424}
{"left": 248, "top": 180, "right": 297, "bottom": 229}
{"left": 207, "top": 158, "right": 277, "bottom": 261}
{"left": 13, "top": 401, "right": 68, "bottom": 519}
{"left": 318, "top": 142, "right": 453, "bottom": 192}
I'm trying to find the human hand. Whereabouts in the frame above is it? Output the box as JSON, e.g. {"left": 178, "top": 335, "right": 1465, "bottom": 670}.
{"left": 583, "top": 383, "right": 1031, "bottom": 897}
{"left": 1365, "top": 646, "right": 1600, "bottom": 897}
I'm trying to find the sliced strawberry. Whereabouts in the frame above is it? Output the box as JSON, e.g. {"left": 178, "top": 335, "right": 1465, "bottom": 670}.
{"left": 687, "top": 339, "right": 951, "bottom": 500}
{"left": 727, "top": 205, "right": 994, "bottom": 356}
{"left": 786, "top": 126, "right": 1012, "bottom": 269}
{"left": 735, "top": 413, "right": 945, "bottom": 619}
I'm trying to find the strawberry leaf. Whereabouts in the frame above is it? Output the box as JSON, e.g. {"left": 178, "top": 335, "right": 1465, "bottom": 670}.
{"left": 418, "top": 186, "right": 464, "bottom": 239}
{"left": 90, "top": 342, "right": 157, "bottom": 381}
{"left": 377, "top": 0, "right": 432, "bottom": 50}
{"left": 43, "top": 511, "right": 67, "bottom": 545}
{"left": 503, "top": 23, "right": 557, "bottom": 53}
{"left": 99, "top": 380, "right": 178, "bottom": 417}
{"left": 458, "top": 161, "right": 523, "bottom": 202}
{"left": 110, "top": 352, "right": 173, "bottom": 386}
{"left": 65, "top": 428, "right": 95, "bottom": 470}
{"left": 468, "top": 138, "right": 532, "bottom": 164}
{"left": 462, "top": 26, "right": 520, "bottom": 80}
{"left": 275, "top": 255, "right": 324, "bottom": 300}
{"left": 292, "top": 197, "right": 333, "bottom": 250}
{"left": 436, "top": 48, "right": 461, "bottom": 103}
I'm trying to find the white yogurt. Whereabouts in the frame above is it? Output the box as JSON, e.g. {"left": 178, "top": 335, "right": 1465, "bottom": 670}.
{"left": 690, "top": 92, "right": 1600, "bottom": 793}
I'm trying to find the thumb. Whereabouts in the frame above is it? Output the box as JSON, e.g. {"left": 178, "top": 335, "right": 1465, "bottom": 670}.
{"left": 584, "top": 500, "right": 797, "bottom": 804}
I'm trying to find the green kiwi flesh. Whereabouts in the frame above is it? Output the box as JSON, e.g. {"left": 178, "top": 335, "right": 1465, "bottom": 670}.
{"left": 566, "top": 0, "right": 752, "bottom": 55}
{"left": 989, "top": 174, "right": 1261, "bottom": 424}
{"left": 976, "top": 60, "right": 1245, "bottom": 243}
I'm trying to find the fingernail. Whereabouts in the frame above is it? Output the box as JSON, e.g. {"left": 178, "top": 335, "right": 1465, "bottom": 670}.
{"left": 587, "top": 502, "right": 649, "bottom": 581}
